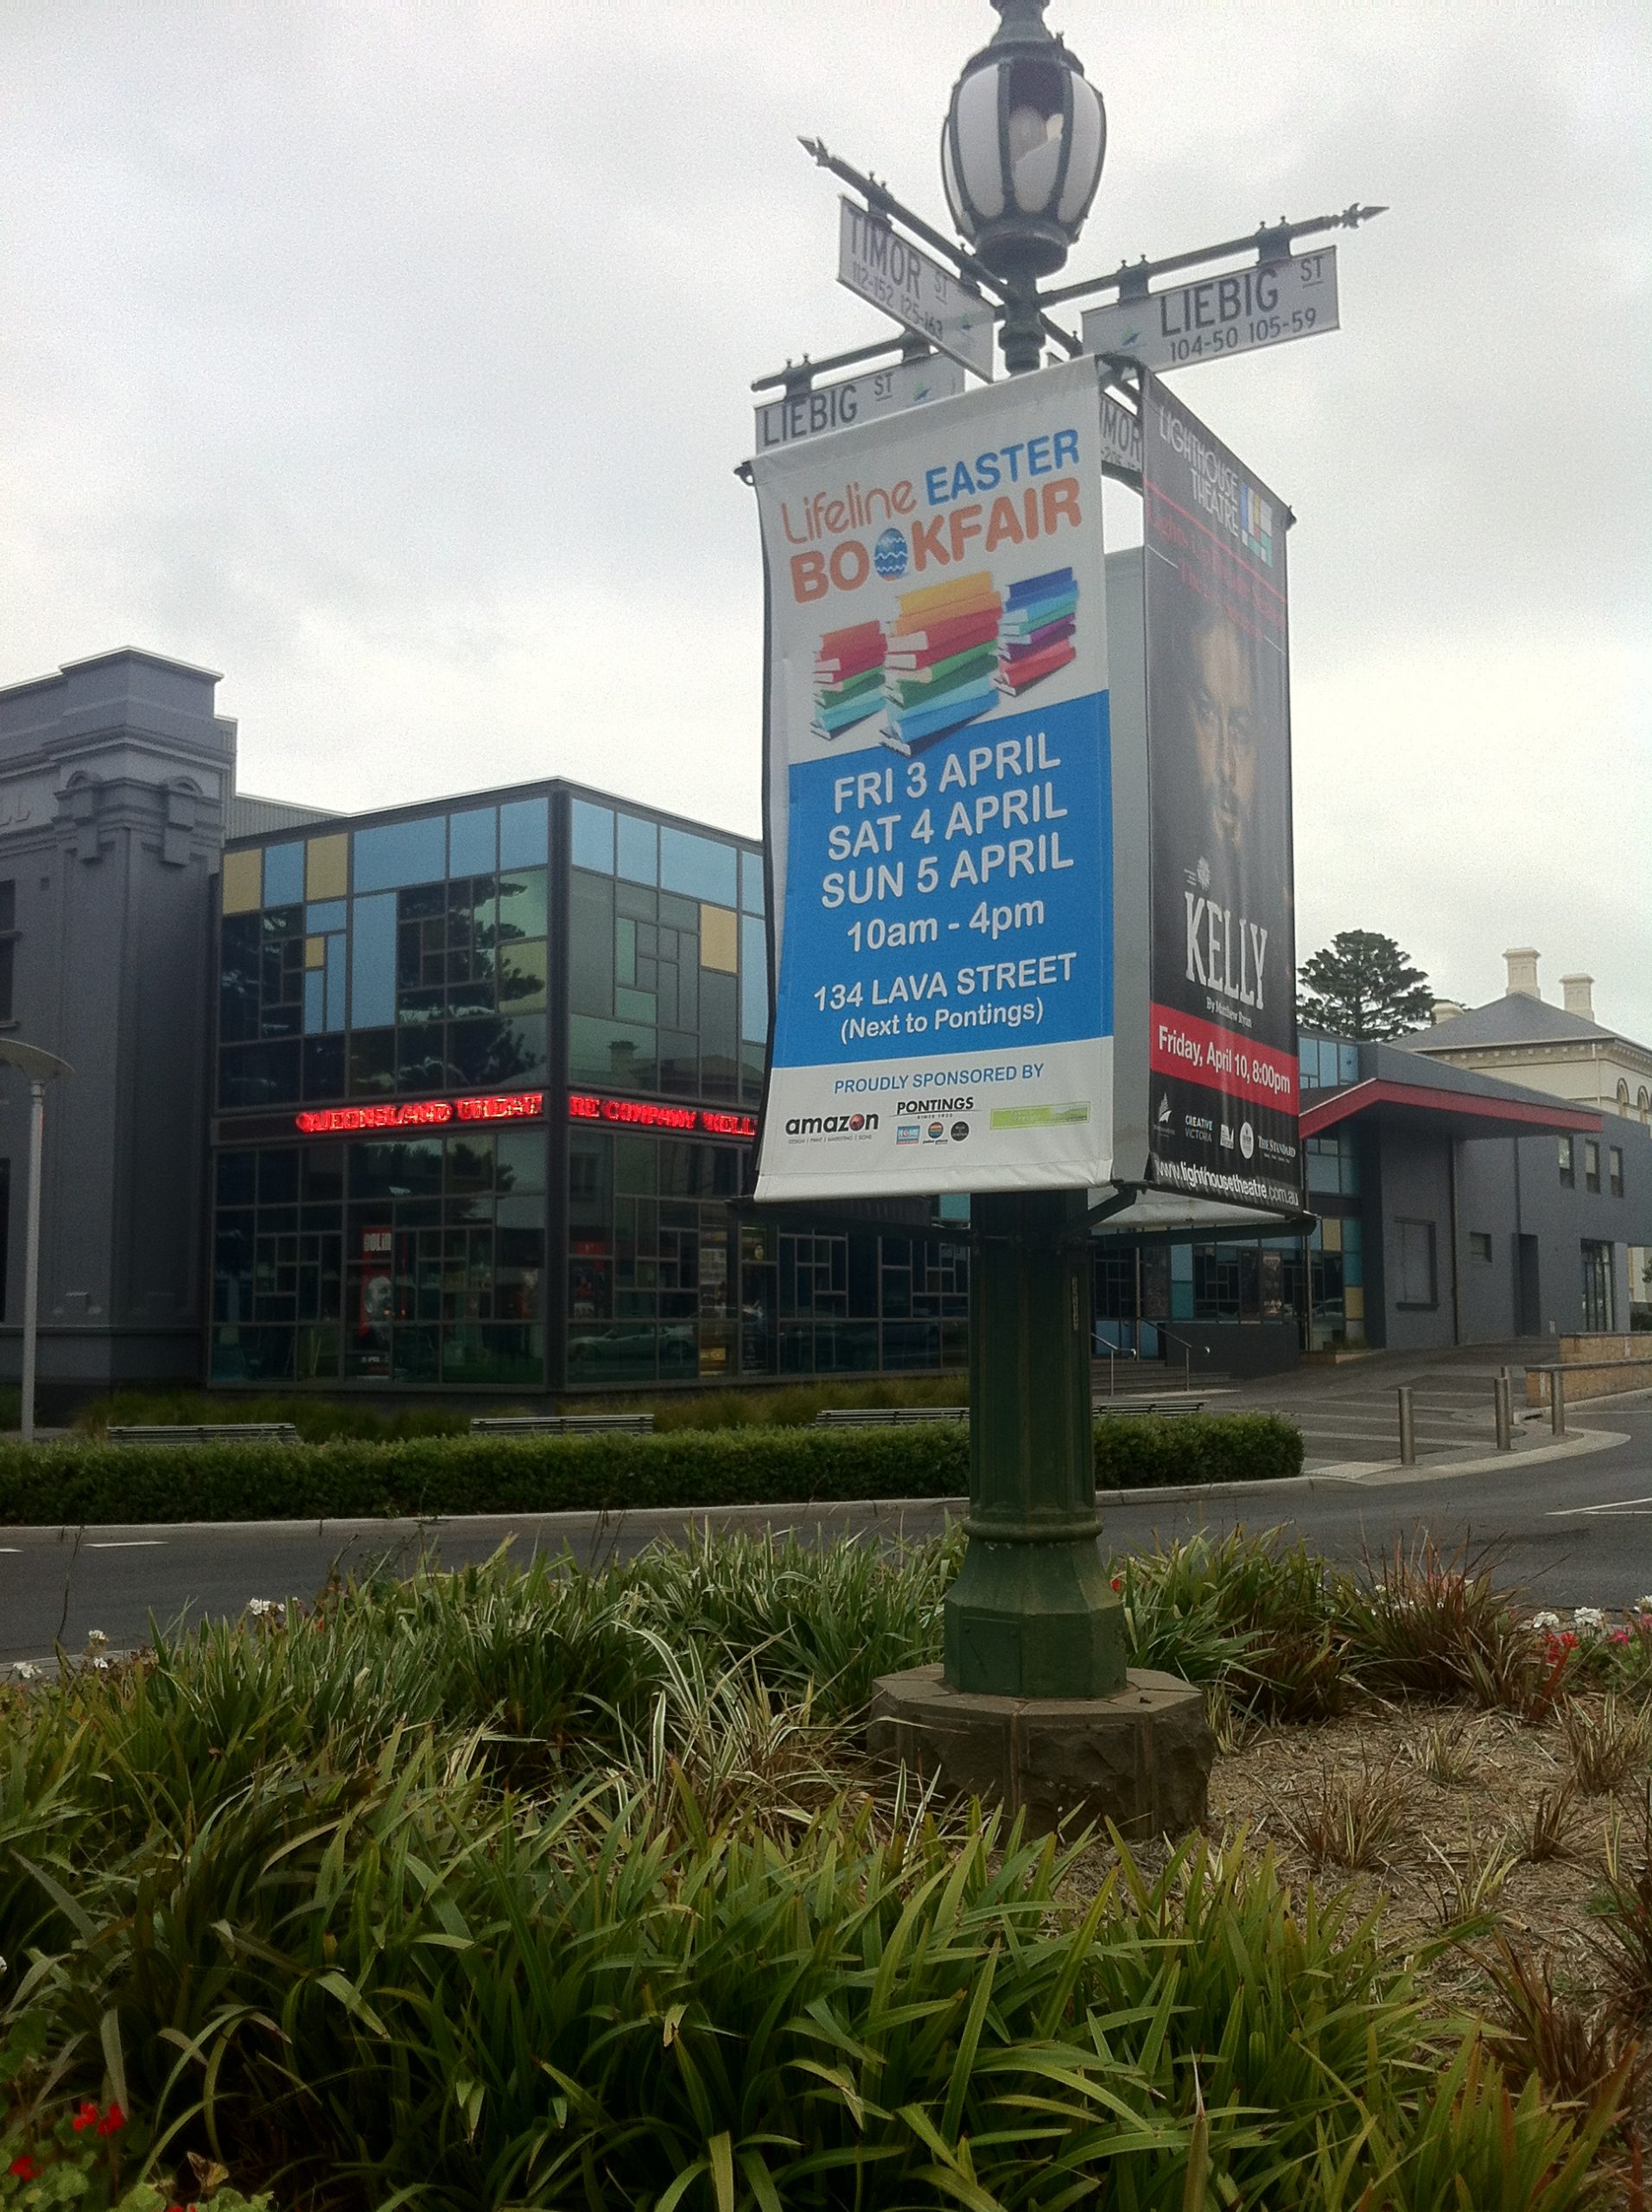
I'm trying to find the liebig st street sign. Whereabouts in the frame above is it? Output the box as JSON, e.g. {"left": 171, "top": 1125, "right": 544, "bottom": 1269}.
{"left": 837, "top": 200, "right": 995, "bottom": 382}
{"left": 754, "top": 353, "right": 965, "bottom": 451}
{"left": 1082, "top": 248, "right": 1339, "bottom": 372}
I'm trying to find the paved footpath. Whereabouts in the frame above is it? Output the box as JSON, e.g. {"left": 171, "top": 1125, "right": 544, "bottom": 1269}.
{"left": 3, "top": 1362, "right": 1650, "bottom": 1668}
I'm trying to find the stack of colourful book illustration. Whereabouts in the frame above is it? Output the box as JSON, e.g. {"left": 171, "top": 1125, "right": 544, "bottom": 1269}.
{"left": 880, "top": 571, "right": 1003, "bottom": 755}
{"left": 811, "top": 620, "right": 886, "bottom": 741}
{"left": 996, "top": 567, "right": 1078, "bottom": 696}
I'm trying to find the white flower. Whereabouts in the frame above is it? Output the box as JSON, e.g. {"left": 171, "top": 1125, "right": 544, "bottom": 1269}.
{"left": 1638, "top": 1598, "right": 1652, "bottom": 1614}
{"left": 1573, "top": 1607, "right": 1606, "bottom": 1631}
{"left": 89, "top": 1656, "right": 111, "bottom": 1673}
{"left": 1532, "top": 1611, "right": 1561, "bottom": 1630}
{"left": 12, "top": 1662, "right": 38, "bottom": 1682}
{"left": 246, "top": 1599, "right": 281, "bottom": 1619}
{"left": 85, "top": 1629, "right": 108, "bottom": 1651}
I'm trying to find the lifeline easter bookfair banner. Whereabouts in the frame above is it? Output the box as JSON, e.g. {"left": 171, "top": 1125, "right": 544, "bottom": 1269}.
{"left": 1141, "top": 371, "right": 1302, "bottom": 1213}
{"left": 751, "top": 356, "right": 1115, "bottom": 1203}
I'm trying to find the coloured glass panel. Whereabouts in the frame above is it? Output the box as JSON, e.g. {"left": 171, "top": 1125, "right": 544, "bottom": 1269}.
{"left": 305, "top": 834, "right": 349, "bottom": 900}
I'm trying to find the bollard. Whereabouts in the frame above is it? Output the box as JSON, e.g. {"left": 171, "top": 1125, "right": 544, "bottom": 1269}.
{"left": 1551, "top": 1367, "right": 1566, "bottom": 1436}
{"left": 1397, "top": 1384, "right": 1416, "bottom": 1465}
{"left": 1494, "top": 1372, "right": 1513, "bottom": 1452}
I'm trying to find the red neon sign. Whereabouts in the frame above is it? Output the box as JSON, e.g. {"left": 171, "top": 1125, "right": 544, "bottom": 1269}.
{"left": 295, "top": 1090, "right": 544, "bottom": 1135}
{"left": 569, "top": 1091, "right": 757, "bottom": 1140}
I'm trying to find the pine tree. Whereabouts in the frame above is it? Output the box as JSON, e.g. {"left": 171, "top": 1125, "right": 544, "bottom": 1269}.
{"left": 1297, "top": 931, "right": 1433, "bottom": 1039}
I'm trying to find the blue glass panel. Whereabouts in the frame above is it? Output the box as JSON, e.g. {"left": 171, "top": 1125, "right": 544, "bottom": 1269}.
{"left": 1344, "top": 1250, "right": 1363, "bottom": 1287}
{"left": 449, "top": 806, "right": 497, "bottom": 877}
{"left": 937, "top": 1193, "right": 970, "bottom": 1223}
{"left": 306, "top": 899, "right": 346, "bottom": 933}
{"left": 302, "top": 969, "right": 325, "bottom": 1033}
{"left": 741, "top": 849, "right": 766, "bottom": 914}
{"left": 350, "top": 893, "right": 397, "bottom": 1028}
{"left": 1306, "top": 1153, "right": 1339, "bottom": 1194}
{"left": 660, "top": 825, "right": 737, "bottom": 905}
{"left": 353, "top": 816, "right": 446, "bottom": 893}
{"left": 1338, "top": 1042, "right": 1359, "bottom": 1084}
{"left": 740, "top": 914, "right": 768, "bottom": 1044}
{"left": 324, "top": 935, "right": 346, "bottom": 1031}
{"left": 1170, "top": 1281, "right": 1195, "bottom": 1319}
{"left": 1169, "top": 1243, "right": 1193, "bottom": 1282}
{"left": 616, "top": 812, "right": 658, "bottom": 885}
{"left": 1342, "top": 1217, "right": 1362, "bottom": 1251}
{"left": 499, "top": 797, "right": 549, "bottom": 869}
{"left": 263, "top": 842, "right": 305, "bottom": 907}
{"left": 571, "top": 799, "right": 614, "bottom": 873}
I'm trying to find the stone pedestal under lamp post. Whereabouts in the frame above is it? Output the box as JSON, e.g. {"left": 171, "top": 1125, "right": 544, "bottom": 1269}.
{"left": 864, "top": 0, "right": 1212, "bottom": 1842}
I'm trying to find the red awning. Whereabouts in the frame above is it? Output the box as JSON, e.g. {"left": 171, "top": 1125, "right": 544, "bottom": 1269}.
{"left": 1299, "top": 1077, "right": 1602, "bottom": 1141}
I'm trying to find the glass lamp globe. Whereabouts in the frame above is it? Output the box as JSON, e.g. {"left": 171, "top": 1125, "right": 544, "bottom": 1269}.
{"left": 942, "top": 0, "right": 1106, "bottom": 282}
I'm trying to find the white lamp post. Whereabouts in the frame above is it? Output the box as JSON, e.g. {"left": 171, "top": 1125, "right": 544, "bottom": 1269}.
{"left": 0, "top": 1040, "right": 73, "bottom": 1443}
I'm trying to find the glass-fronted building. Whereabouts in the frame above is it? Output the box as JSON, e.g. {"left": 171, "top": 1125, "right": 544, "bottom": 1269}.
{"left": 210, "top": 780, "right": 969, "bottom": 1394}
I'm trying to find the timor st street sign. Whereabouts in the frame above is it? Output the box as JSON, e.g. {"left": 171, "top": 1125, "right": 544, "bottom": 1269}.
{"left": 837, "top": 200, "right": 995, "bottom": 382}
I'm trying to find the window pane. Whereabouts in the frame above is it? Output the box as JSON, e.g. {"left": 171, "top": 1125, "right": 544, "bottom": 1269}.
{"left": 499, "top": 796, "right": 549, "bottom": 868}
{"left": 306, "top": 899, "right": 346, "bottom": 933}
{"left": 222, "top": 848, "right": 261, "bottom": 915}
{"left": 351, "top": 892, "right": 397, "bottom": 1028}
{"left": 448, "top": 806, "right": 496, "bottom": 877}
{"left": 496, "top": 1128, "right": 547, "bottom": 1195}
{"left": 305, "top": 832, "right": 349, "bottom": 900}
{"left": 616, "top": 812, "right": 658, "bottom": 884}
{"left": 569, "top": 1014, "right": 655, "bottom": 1090}
{"left": 263, "top": 841, "right": 305, "bottom": 907}
{"left": 569, "top": 870, "right": 614, "bottom": 1017}
{"left": 740, "top": 914, "right": 768, "bottom": 1043}
{"left": 741, "top": 849, "right": 766, "bottom": 915}
{"left": 499, "top": 938, "right": 548, "bottom": 1013}
{"left": 660, "top": 825, "right": 737, "bottom": 905}
{"left": 353, "top": 817, "right": 446, "bottom": 893}
{"left": 570, "top": 799, "right": 614, "bottom": 873}
{"left": 497, "top": 865, "right": 547, "bottom": 943}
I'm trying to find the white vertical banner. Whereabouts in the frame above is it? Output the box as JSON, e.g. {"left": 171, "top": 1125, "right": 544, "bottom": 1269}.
{"left": 751, "top": 356, "right": 1115, "bottom": 1201}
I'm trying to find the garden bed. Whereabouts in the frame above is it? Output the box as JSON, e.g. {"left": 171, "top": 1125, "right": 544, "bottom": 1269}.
{"left": 5, "top": 1529, "right": 1650, "bottom": 2209}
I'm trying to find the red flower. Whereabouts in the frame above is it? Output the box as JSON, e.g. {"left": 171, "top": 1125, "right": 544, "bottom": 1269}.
{"left": 1110, "top": 1576, "right": 1123, "bottom": 1593}
{"left": 71, "top": 2102, "right": 100, "bottom": 2133}
{"left": 96, "top": 2103, "right": 125, "bottom": 2137}
{"left": 9, "top": 2155, "right": 37, "bottom": 2180}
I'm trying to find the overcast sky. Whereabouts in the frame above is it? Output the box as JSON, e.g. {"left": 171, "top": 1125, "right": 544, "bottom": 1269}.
{"left": 2, "top": 2, "right": 1648, "bottom": 1037}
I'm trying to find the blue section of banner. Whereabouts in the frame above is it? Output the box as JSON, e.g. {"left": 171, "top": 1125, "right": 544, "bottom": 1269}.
{"left": 772, "top": 689, "right": 1112, "bottom": 1071}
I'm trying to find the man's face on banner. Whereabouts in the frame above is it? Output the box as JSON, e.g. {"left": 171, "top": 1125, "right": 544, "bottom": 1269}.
{"left": 1187, "top": 617, "right": 1256, "bottom": 861}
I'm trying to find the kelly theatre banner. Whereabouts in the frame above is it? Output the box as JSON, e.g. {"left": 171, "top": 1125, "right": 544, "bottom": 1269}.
{"left": 1141, "top": 372, "right": 1301, "bottom": 1211}
{"left": 752, "top": 357, "right": 1115, "bottom": 1202}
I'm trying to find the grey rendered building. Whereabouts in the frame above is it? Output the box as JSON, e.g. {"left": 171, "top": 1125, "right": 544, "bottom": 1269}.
{"left": 0, "top": 650, "right": 279, "bottom": 1389}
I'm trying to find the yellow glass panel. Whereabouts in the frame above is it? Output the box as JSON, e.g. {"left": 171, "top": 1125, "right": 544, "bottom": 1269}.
{"left": 699, "top": 902, "right": 739, "bottom": 973}
{"left": 1344, "top": 1286, "right": 1365, "bottom": 1320}
{"left": 306, "top": 832, "right": 349, "bottom": 900}
{"left": 221, "top": 848, "right": 261, "bottom": 915}
{"left": 304, "top": 936, "right": 326, "bottom": 969}
{"left": 1321, "top": 1217, "right": 1343, "bottom": 1252}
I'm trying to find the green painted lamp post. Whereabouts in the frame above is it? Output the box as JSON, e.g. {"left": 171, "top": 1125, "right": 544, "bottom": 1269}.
{"left": 937, "top": 0, "right": 1125, "bottom": 1703}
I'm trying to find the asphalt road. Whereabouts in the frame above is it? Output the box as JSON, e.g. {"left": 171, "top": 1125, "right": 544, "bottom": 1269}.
{"left": 4, "top": 1400, "right": 1650, "bottom": 1666}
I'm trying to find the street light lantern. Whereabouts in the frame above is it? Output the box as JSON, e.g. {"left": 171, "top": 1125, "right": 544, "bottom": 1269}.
{"left": 942, "top": 0, "right": 1107, "bottom": 310}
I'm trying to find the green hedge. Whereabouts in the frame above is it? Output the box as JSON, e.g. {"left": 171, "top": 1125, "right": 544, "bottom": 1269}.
{"left": 0, "top": 1414, "right": 1301, "bottom": 1527}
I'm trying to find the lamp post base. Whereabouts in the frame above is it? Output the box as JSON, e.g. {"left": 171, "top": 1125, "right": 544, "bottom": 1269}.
{"left": 868, "top": 1663, "right": 1215, "bottom": 1841}
{"left": 943, "top": 1532, "right": 1127, "bottom": 1699}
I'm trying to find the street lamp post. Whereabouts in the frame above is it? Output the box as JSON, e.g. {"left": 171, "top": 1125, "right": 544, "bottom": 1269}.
{"left": 937, "top": 0, "right": 1121, "bottom": 1703}
{"left": 0, "top": 1041, "right": 73, "bottom": 1444}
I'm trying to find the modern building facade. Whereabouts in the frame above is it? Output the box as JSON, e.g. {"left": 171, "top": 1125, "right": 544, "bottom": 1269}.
{"left": 208, "top": 776, "right": 973, "bottom": 1394}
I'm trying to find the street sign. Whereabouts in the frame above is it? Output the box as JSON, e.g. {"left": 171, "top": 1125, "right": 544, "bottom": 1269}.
{"left": 1099, "top": 391, "right": 1141, "bottom": 480}
{"left": 1081, "top": 248, "right": 1339, "bottom": 373}
{"left": 837, "top": 199, "right": 995, "bottom": 382}
{"left": 754, "top": 353, "right": 965, "bottom": 452}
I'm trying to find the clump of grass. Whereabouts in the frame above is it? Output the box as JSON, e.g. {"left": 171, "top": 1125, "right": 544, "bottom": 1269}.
{"left": 1522, "top": 1780, "right": 1579, "bottom": 1865}
{"left": 1563, "top": 1694, "right": 1652, "bottom": 1796}
{"left": 1277, "top": 1759, "right": 1409, "bottom": 1872}
{"left": 1341, "top": 1537, "right": 1544, "bottom": 1712}
{"left": 1478, "top": 1936, "right": 1645, "bottom": 2118}
{"left": 1428, "top": 1822, "right": 1519, "bottom": 1933}
{"left": 1592, "top": 1788, "right": 1652, "bottom": 2024}
{"left": 1406, "top": 1712, "right": 1485, "bottom": 1787}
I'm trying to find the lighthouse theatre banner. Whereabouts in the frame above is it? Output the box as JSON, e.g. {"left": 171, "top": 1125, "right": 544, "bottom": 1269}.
{"left": 752, "top": 357, "right": 1115, "bottom": 1202}
{"left": 1141, "top": 372, "right": 1302, "bottom": 1212}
